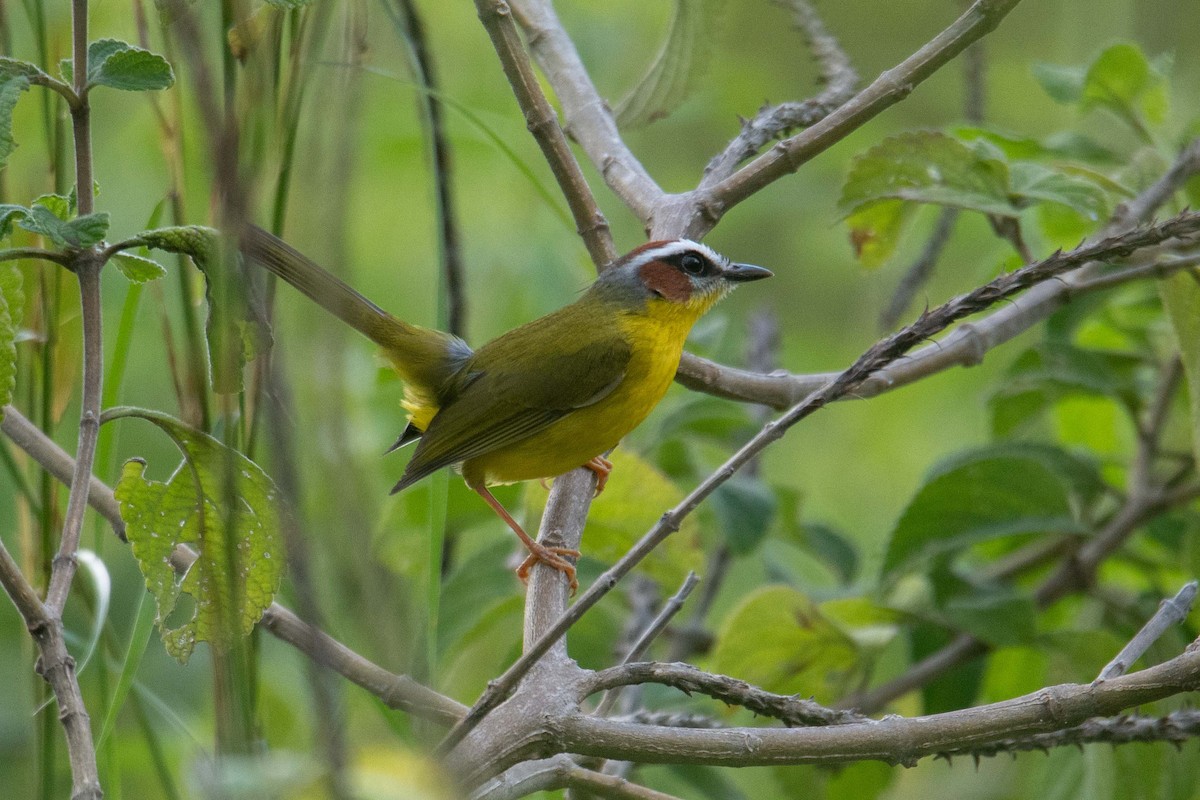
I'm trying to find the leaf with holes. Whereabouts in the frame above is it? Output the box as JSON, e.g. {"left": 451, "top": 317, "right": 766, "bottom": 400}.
{"left": 111, "top": 408, "right": 283, "bottom": 663}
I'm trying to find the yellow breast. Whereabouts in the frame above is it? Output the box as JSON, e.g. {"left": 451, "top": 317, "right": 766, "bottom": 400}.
{"left": 466, "top": 297, "right": 704, "bottom": 485}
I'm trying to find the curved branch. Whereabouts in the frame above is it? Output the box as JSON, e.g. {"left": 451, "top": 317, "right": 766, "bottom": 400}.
{"left": 586, "top": 662, "right": 869, "bottom": 727}
{"left": 555, "top": 646, "right": 1200, "bottom": 768}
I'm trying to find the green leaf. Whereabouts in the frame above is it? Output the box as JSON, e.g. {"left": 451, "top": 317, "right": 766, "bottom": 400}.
{"left": 1009, "top": 162, "right": 1110, "bottom": 221}
{"left": 0, "top": 262, "right": 21, "bottom": 418}
{"left": 0, "top": 56, "right": 48, "bottom": 82}
{"left": 945, "top": 590, "right": 1037, "bottom": 646}
{"left": 1032, "top": 62, "right": 1085, "bottom": 104}
{"left": 883, "top": 445, "right": 1094, "bottom": 577}
{"left": 111, "top": 408, "right": 283, "bottom": 663}
{"left": 614, "top": 0, "right": 725, "bottom": 128}
{"left": 524, "top": 450, "right": 703, "bottom": 587}
{"left": 1081, "top": 43, "right": 1169, "bottom": 134}
{"left": 710, "top": 476, "right": 776, "bottom": 555}
{"left": 1161, "top": 273, "right": 1200, "bottom": 473}
{"left": 0, "top": 204, "right": 29, "bottom": 239}
{"left": 0, "top": 75, "right": 30, "bottom": 168}
{"left": 840, "top": 132, "right": 1016, "bottom": 266}
{"left": 710, "top": 585, "right": 858, "bottom": 700}
{"left": 65, "top": 39, "right": 175, "bottom": 92}
{"left": 88, "top": 39, "right": 175, "bottom": 92}
{"left": 17, "top": 201, "right": 109, "bottom": 249}
{"left": 113, "top": 252, "right": 167, "bottom": 283}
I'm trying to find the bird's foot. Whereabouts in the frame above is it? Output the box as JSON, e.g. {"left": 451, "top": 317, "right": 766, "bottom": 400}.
{"left": 516, "top": 543, "right": 581, "bottom": 595}
{"left": 583, "top": 455, "right": 613, "bottom": 496}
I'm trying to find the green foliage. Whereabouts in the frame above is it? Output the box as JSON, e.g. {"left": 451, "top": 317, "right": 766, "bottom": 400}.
{"left": 1035, "top": 43, "right": 1170, "bottom": 139}
{"left": 0, "top": 76, "right": 29, "bottom": 169}
{"left": 60, "top": 39, "right": 175, "bottom": 92}
{"left": 112, "top": 252, "right": 168, "bottom": 283}
{"left": 111, "top": 408, "right": 283, "bottom": 663}
{"left": 839, "top": 131, "right": 1109, "bottom": 266}
{"left": 19, "top": 205, "right": 110, "bottom": 249}
{"left": 1162, "top": 274, "right": 1200, "bottom": 471}
{"left": 711, "top": 475, "right": 777, "bottom": 555}
{"left": 0, "top": 263, "right": 21, "bottom": 418}
{"left": 883, "top": 444, "right": 1100, "bottom": 578}
{"left": 709, "top": 585, "right": 858, "bottom": 700}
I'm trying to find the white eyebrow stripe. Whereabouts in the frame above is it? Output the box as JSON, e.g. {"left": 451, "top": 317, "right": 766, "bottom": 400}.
{"left": 627, "top": 240, "right": 726, "bottom": 270}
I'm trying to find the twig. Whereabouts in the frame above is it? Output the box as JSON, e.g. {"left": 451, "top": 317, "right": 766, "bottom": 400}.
{"left": 554, "top": 644, "right": 1200, "bottom": 768}
{"left": 508, "top": 0, "right": 664, "bottom": 222}
{"left": 0, "top": 404, "right": 466, "bottom": 726}
{"left": 437, "top": 210, "right": 1200, "bottom": 756}
{"left": 937, "top": 711, "right": 1200, "bottom": 760}
{"left": 587, "top": 661, "right": 868, "bottom": 728}
{"left": 700, "top": 0, "right": 858, "bottom": 187}
{"left": 0, "top": 536, "right": 102, "bottom": 799}
{"left": 593, "top": 573, "right": 700, "bottom": 718}
{"left": 694, "top": 0, "right": 1025, "bottom": 235}
{"left": 0, "top": 248, "right": 72, "bottom": 266}
{"left": 880, "top": 207, "right": 958, "bottom": 331}
{"left": 472, "top": 755, "right": 687, "bottom": 800}
{"left": 1096, "top": 582, "right": 1199, "bottom": 681}
{"left": 473, "top": 0, "right": 615, "bottom": 269}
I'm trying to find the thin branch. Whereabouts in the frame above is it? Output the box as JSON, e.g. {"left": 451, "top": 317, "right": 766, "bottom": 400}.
{"left": 562, "top": 763, "right": 688, "bottom": 800}
{"left": 1097, "top": 581, "right": 1199, "bottom": 681}
{"left": 472, "top": 755, "right": 686, "bottom": 800}
{"left": 880, "top": 207, "right": 959, "bottom": 331}
{"left": 587, "top": 662, "right": 869, "bottom": 728}
{"left": 473, "top": 0, "right": 615, "bottom": 268}
{"left": 593, "top": 574, "right": 699, "bottom": 718}
{"left": 939, "top": 711, "right": 1200, "bottom": 760}
{"left": 555, "top": 645, "right": 1200, "bottom": 768}
{"left": 0, "top": 538, "right": 101, "bottom": 799}
{"left": 508, "top": 0, "right": 664, "bottom": 223}
{"left": 0, "top": 404, "right": 466, "bottom": 726}
{"left": 692, "top": 0, "right": 1025, "bottom": 236}
{"left": 437, "top": 210, "right": 1200, "bottom": 756}
{"left": 700, "top": 0, "right": 858, "bottom": 187}
{"left": 0, "top": 247, "right": 72, "bottom": 266}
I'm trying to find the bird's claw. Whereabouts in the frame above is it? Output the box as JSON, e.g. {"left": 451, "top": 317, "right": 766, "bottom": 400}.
{"left": 517, "top": 544, "right": 581, "bottom": 595}
{"left": 583, "top": 455, "right": 613, "bottom": 497}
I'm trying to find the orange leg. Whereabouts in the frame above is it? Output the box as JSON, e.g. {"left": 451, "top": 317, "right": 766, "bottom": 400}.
{"left": 583, "top": 455, "right": 613, "bottom": 496}
{"left": 469, "top": 481, "right": 579, "bottom": 594}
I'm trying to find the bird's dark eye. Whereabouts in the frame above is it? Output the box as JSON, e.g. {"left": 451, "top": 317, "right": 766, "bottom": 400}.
{"left": 679, "top": 253, "right": 706, "bottom": 276}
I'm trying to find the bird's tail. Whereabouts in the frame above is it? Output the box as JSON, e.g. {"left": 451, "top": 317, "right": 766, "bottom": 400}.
{"left": 238, "top": 225, "right": 470, "bottom": 397}
{"left": 240, "top": 224, "right": 399, "bottom": 347}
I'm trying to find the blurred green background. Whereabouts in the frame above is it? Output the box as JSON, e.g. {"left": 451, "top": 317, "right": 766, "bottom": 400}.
{"left": 2, "top": 0, "right": 1199, "bottom": 798}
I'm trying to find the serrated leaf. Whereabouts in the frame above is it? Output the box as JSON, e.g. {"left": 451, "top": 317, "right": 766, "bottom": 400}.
{"left": 711, "top": 476, "right": 776, "bottom": 556}
{"left": 0, "top": 204, "right": 29, "bottom": 239}
{"left": 883, "top": 446, "right": 1094, "bottom": 576}
{"left": 1161, "top": 273, "right": 1200, "bottom": 473}
{"left": 710, "top": 585, "right": 857, "bottom": 700}
{"left": 33, "top": 193, "right": 71, "bottom": 218}
{"left": 1081, "top": 43, "right": 1169, "bottom": 134}
{"left": 0, "top": 262, "right": 21, "bottom": 417}
{"left": 841, "top": 132, "right": 1016, "bottom": 266}
{"left": 113, "top": 252, "right": 167, "bottom": 283}
{"left": 0, "top": 57, "right": 48, "bottom": 82}
{"left": 64, "top": 213, "right": 110, "bottom": 248}
{"left": 111, "top": 408, "right": 283, "bottom": 663}
{"left": 87, "top": 39, "right": 174, "bottom": 92}
{"left": 0, "top": 75, "right": 30, "bottom": 168}
{"left": 615, "top": 0, "right": 725, "bottom": 128}
{"left": 523, "top": 449, "right": 703, "bottom": 587}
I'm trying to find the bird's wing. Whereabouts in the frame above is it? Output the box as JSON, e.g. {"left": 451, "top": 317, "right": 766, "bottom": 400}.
{"left": 392, "top": 331, "right": 632, "bottom": 492}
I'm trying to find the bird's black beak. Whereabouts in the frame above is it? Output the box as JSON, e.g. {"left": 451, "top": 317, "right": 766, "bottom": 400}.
{"left": 722, "top": 262, "right": 773, "bottom": 282}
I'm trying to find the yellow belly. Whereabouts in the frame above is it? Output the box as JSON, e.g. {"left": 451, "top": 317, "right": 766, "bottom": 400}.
{"left": 463, "top": 302, "right": 695, "bottom": 485}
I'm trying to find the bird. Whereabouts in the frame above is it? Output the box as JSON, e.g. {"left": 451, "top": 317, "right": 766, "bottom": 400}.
{"left": 240, "top": 226, "right": 772, "bottom": 591}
